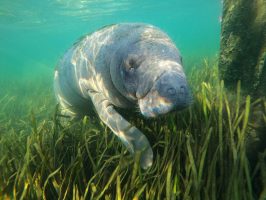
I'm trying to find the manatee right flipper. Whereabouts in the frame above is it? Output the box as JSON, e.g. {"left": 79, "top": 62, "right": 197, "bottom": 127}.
{"left": 88, "top": 90, "right": 153, "bottom": 169}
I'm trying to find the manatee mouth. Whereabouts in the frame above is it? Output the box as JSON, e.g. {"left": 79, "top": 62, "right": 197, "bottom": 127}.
{"left": 138, "top": 90, "right": 192, "bottom": 118}
{"left": 138, "top": 90, "right": 175, "bottom": 118}
{"left": 139, "top": 99, "right": 173, "bottom": 118}
{"left": 137, "top": 72, "right": 173, "bottom": 118}
{"left": 137, "top": 71, "right": 192, "bottom": 118}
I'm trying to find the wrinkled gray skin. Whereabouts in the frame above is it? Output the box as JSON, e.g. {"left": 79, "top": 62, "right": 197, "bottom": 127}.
{"left": 54, "top": 23, "right": 192, "bottom": 169}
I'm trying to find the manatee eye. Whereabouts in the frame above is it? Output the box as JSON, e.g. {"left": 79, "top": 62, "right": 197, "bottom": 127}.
{"left": 125, "top": 53, "right": 145, "bottom": 73}
{"left": 126, "top": 58, "right": 137, "bottom": 72}
{"left": 129, "top": 59, "right": 135, "bottom": 66}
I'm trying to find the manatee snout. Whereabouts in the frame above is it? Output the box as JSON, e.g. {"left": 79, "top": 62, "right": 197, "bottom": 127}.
{"left": 138, "top": 71, "right": 192, "bottom": 118}
{"left": 157, "top": 72, "right": 191, "bottom": 108}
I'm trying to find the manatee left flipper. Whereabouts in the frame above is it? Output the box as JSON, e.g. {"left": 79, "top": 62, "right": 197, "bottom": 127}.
{"left": 88, "top": 90, "right": 153, "bottom": 169}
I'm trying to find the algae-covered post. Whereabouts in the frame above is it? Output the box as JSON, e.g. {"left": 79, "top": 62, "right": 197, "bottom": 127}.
{"left": 219, "top": 0, "right": 266, "bottom": 97}
{"left": 219, "top": 1, "right": 266, "bottom": 191}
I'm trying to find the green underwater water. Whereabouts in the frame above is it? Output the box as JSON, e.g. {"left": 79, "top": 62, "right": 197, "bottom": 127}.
{"left": 0, "top": 0, "right": 221, "bottom": 80}
{"left": 0, "top": 0, "right": 222, "bottom": 121}
{"left": 2, "top": 1, "right": 266, "bottom": 199}
{"left": 0, "top": 0, "right": 221, "bottom": 118}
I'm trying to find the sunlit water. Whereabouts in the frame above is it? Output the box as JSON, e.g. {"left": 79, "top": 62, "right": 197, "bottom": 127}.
{"left": 0, "top": 0, "right": 221, "bottom": 78}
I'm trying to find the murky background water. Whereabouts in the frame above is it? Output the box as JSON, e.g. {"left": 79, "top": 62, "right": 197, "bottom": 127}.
{"left": 0, "top": 0, "right": 221, "bottom": 81}
{"left": 0, "top": 0, "right": 222, "bottom": 124}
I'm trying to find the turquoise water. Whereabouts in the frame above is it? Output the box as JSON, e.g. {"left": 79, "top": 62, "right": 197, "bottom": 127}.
{"left": 0, "top": 0, "right": 222, "bottom": 80}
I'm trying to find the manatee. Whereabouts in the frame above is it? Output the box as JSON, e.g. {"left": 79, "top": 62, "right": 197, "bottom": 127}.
{"left": 54, "top": 23, "right": 192, "bottom": 169}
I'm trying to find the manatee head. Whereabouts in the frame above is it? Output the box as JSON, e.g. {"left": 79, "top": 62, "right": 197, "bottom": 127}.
{"left": 119, "top": 54, "right": 193, "bottom": 118}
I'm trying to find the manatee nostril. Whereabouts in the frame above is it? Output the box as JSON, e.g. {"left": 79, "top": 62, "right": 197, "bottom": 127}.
{"left": 167, "top": 87, "right": 176, "bottom": 95}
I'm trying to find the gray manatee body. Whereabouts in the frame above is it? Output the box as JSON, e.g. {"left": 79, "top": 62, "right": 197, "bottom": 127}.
{"left": 54, "top": 23, "right": 192, "bottom": 169}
